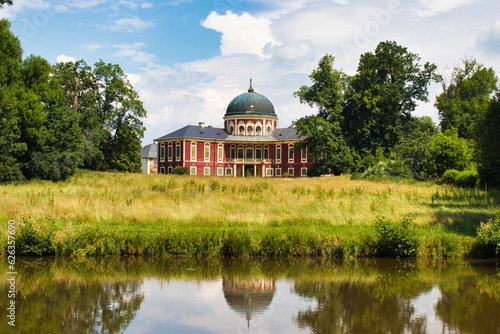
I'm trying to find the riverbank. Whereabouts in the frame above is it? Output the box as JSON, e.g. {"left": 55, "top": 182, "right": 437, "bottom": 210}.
{"left": 1, "top": 171, "right": 499, "bottom": 258}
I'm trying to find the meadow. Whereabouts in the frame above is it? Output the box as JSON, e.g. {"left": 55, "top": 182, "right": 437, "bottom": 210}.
{"left": 1, "top": 170, "right": 499, "bottom": 258}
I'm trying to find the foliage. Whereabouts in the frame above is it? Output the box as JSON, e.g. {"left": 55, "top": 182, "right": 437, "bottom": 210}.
{"left": 343, "top": 41, "right": 437, "bottom": 154}
{"left": 442, "top": 169, "right": 479, "bottom": 188}
{"left": 436, "top": 58, "right": 498, "bottom": 139}
{"left": 373, "top": 216, "right": 419, "bottom": 257}
{"left": 15, "top": 217, "right": 55, "bottom": 256}
{"left": 476, "top": 94, "right": 500, "bottom": 188}
{"left": 0, "top": 0, "right": 13, "bottom": 8}
{"left": 171, "top": 166, "right": 189, "bottom": 175}
{"left": 425, "top": 129, "right": 473, "bottom": 177}
{"left": 476, "top": 216, "right": 500, "bottom": 257}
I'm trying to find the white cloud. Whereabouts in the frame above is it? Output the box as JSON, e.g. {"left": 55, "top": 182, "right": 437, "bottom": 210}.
{"left": 56, "top": 54, "right": 76, "bottom": 63}
{"left": 415, "top": 0, "right": 476, "bottom": 17}
{"left": 103, "top": 16, "right": 154, "bottom": 33}
{"left": 114, "top": 42, "right": 157, "bottom": 66}
{"left": 83, "top": 42, "right": 103, "bottom": 52}
{"left": 201, "top": 10, "right": 277, "bottom": 57}
{"left": 476, "top": 20, "right": 500, "bottom": 56}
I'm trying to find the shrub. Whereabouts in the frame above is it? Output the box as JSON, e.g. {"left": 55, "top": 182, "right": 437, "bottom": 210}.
{"left": 476, "top": 216, "right": 500, "bottom": 257}
{"left": 171, "top": 166, "right": 189, "bottom": 175}
{"left": 373, "top": 216, "right": 419, "bottom": 258}
{"left": 442, "top": 169, "right": 479, "bottom": 188}
{"left": 16, "top": 217, "right": 56, "bottom": 256}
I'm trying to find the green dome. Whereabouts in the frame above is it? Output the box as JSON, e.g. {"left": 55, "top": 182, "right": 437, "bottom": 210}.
{"left": 225, "top": 81, "right": 276, "bottom": 118}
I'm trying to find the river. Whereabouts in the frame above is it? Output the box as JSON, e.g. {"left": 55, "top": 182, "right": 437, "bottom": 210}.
{"left": 1, "top": 257, "right": 499, "bottom": 333}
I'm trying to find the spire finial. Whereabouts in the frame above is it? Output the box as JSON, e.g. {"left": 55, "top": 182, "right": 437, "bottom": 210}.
{"left": 248, "top": 78, "right": 254, "bottom": 92}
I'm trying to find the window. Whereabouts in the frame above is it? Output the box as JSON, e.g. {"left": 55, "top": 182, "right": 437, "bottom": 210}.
{"left": 217, "top": 167, "right": 223, "bottom": 176}
{"left": 247, "top": 126, "right": 253, "bottom": 135}
{"left": 256, "top": 126, "right": 262, "bottom": 135}
{"left": 229, "top": 126, "right": 234, "bottom": 134}
{"left": 168, "top": 166, "right": 173, "bottom": 174}
{"left": 276, "top": 146, "right": 281, "bottom": 161}
{"left": 176, "top": 143, "right": 181, "bottom": 161}
{"left": 191, "top": 143, "right": 197, "bottom": 161}
{"left": 255, "top": 148, "right": 262, "bottom": 159}
{"left": 168, "top": 145, "right": 173, "bottom": 161}
{"left": 264, "top": 146, "right": 269, "bottom": 159}
{"left": 218, "top": 146, "right": 223, "bottom": 161}
{"left": 190, "top": 166, "right": 196, "bottom": 175}
{"left": 301, "top": 147, "right": 307, "bottom": 161}
{"left": 160, "top": 167, "right": 165, "bottom": 174}
{"left": 160, "top": 145, "right": 165, "bottom": 161}
{"left": 288, "top": 168, "right": 294, "bottom": 176}
{"left": 154, "top": 160, "right": 158, "bottom": 167}
{"left": 301, "top": 168, "right": 307, "bottom": 176}
{"left": 237, "top": 147, "right": 244, "bottom": 159}
{"left": 266, "top": 168, "right": 273, "bottom": 176}
{"left": 266, "top": 126, "right": 271, "bottom": 135}
{"left": 246, "top": 148, "right": 253, "bottom": 159}
{"left": 275, "top": 168, "right": 281, "bottom": 177}
{"left": 226, "top": 168, "right": 233, "bottom": 176}
{"left": 288, "top": 146, "right": 294, "bottom": 161}
{"left": 204, "top": 167, "right": 210, "bottom": 175}
{"left": 239, "top": 126, "right": 245, "bottom": 135}
{"left": 204, "top": 144, "right": 210, "bottom": 161}
{"left": 230, "top": 147, "right": 236, "bottom": 159}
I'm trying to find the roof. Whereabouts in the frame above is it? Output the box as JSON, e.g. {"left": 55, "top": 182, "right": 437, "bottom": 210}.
{"left": 155, "top": 126, "right": 304, "bottom": 143}
{"left": 155, "top": 125, "right": 230, "bottom": 141}
{"left": 224, "top": 80, "right": 277, "bottom": 118}
{"left": 140, "top": 143, "right": 158, "bottom": 159}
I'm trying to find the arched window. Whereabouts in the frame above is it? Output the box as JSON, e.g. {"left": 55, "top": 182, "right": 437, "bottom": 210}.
{"left": 239, "top": 126, "right": 245, "bottom": 135}
{"left": 266, "top": 126, "right": 271, "bottom": 135}
{"left": 229, "top": 126, "right": 234, "bottom": 134}
{"left": 256, "top": 126, "right": 262, "bottom": 135}
{"left": 247, "top": 126, "right": 253, "bottom": 135}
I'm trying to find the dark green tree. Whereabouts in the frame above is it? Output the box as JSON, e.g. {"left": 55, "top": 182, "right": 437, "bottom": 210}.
{"left": 343, "top": 41, "right": 437, "bottom": 154}
{"left": 293, "top": 54, "right": 355, "bottom": 175}
{"left": 94, "top": 60, "right": 146, "bottom": 172}
{"left": 436, "top": 59, "right": 497, "bottom": 139}
{"left": 0, "top": 0, "right": 13, "bottom": 8}
{"left": 0, "top": 19, "right": 24, "bottom": 181}
{"left": 476, "top": 94, "right": 500, "bottom": 187}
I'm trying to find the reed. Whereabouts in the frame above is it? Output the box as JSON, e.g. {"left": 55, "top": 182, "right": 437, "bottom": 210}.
{"left": 0, "top": 170, "right": 499, "bottom": 258}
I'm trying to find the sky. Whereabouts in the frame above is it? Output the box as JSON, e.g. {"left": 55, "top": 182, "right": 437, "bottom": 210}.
{"left": 2, "top": 0, "right": 500, "bottom": 146}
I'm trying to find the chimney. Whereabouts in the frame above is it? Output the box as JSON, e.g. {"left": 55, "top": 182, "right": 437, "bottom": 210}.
{"left": 198, "top": 122, "right": 205, "bottom": 128}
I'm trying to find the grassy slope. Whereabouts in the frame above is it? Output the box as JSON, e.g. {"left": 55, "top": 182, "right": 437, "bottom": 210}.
{"left": 0, "top": 171, "right": 498, "bottom": 257}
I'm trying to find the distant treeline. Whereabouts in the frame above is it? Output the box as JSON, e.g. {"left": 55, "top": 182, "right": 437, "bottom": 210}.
{"left": 0, "top": 19, "right": 146, "bottom": 182}
{"left": 294, "top": 41, "right": 500, "bottom": 188}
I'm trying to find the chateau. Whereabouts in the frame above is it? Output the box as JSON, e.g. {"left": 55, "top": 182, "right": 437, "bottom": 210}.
{"left": 155, "top": 81, "right": 312, "bottom": 177}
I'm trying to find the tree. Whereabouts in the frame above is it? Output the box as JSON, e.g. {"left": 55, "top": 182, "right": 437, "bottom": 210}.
{"left": 94, "top": 60, "right": 146, "bottom": 172}
{"left": 476, "top": 94, "right": 500, "bottom": 187}
{"left": 343, "top": 41, "right": 437, "bottom": 154}
{"left": 425, "top": 129, "right": 472, "bottom": 177}
{"left": 293, "top": 55, "right": 355, "bottom": 175}
{"left": 436, "top": 58, "right": 497, "bottom": 139}
{"left": 0, "top": 0, "right": 13, "bottom": 8}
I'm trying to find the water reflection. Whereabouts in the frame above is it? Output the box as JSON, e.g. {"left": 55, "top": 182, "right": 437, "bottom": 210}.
{"left": 0, "top": 257, "right": 499, "bottom": 334}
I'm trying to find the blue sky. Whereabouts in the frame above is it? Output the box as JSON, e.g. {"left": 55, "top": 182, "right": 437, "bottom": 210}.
{"left": 2, "top": 0, "right": 500, "bottom": 146}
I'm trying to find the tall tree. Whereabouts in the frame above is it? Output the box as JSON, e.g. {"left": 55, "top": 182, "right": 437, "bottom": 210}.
{"left": 94, "top": 60, "right": 146, "bottom": 172}
{"left": 293, "top": 55, "right": 355, "bottom": 175}
{"left": 343, "top": 41, "right": 437, "bottom": 154}
{"left": 436, "top": 58, "right": 497, "bottom": 139}
{"left": 476, "top": 94, "right": 500, "bottom": 187}
{"left": 0, "top": 19, "right": 25, "bottom": 181}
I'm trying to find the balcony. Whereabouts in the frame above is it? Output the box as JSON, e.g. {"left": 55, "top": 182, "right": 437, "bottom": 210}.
{"left": 225, "top": 158, "right": 276, "bottom": 164}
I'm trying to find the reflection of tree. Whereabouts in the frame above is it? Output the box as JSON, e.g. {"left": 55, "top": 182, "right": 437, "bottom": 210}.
{"left": 1, "top": 280, "right": 144, "bottom": 334}
{"left": 436, "top": 276, "right": 500, "bottom": 334}
{"left": 293, "top": 281, "right": 428, "bottom": 334}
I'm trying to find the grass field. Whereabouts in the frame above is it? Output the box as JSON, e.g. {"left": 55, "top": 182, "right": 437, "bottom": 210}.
{"left": 1, "top": 170, "right": 499, "bottom": 258}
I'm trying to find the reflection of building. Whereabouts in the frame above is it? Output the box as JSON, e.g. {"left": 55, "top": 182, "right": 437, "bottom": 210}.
{"left": 140, "top": 143, "right": 158, "bottom": 174}
{"left": 223, "top": 277, "right": 276, "bottom": 328}
{"left": 155, "top": 81, "right": 312, "bottom": 177}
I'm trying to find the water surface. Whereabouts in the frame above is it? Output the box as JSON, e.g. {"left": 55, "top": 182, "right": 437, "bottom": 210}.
{"left": 1, "top": 257, "right": 499, "bottom": 333}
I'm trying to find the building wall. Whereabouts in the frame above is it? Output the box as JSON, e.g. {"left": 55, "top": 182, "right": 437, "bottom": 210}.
{"left": 157, "top": 138, "right": 312, "bottom": 177}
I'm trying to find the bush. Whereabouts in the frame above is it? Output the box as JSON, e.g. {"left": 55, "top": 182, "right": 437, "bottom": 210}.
{"left": 16, "top": 217, "right": 56, "bottom": 256}
{"left": 171, "top": 166, "right": 189, "bottom": 175}
{"left": 373, "top": 216, "right": 419, "bottom": 258}
{"left": 476, "top": 216, "right": 500, "bottom": 257}
{"left": 442, "top": 169, "right": 479, "bottom": 188}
